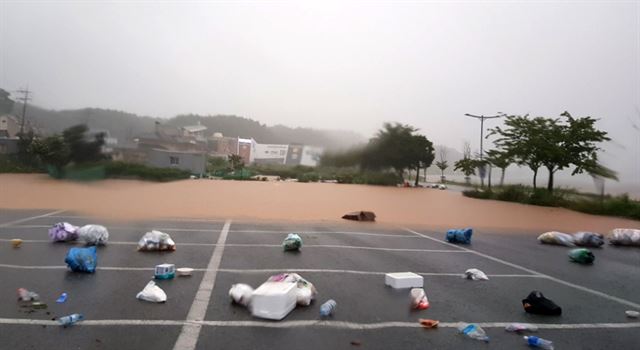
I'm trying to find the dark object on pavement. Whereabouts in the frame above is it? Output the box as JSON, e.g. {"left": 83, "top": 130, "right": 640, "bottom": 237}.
{"left": 568, "top": 248, "right": 595, "bottom": 264}
{"left": 446, "top": 228, "right": 472, "bottom": 244}
{"left": 522, "top": 291, "right": 562, "bottom": 316}
{"left": 342, "top": 211, "right": 376, "bottom": 221}
{"left": 350, "top": 340, "right": 362, "bottom": 346}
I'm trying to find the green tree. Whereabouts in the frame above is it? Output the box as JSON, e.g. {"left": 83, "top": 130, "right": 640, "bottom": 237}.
{"left": 453, "top": 143, "right": 476, "bottom": 184}
{"left": 62, "top": 124, "right": 106, "bottom": 164}
{"left": 485, "top": 149, "right": 511, "bottom": 187}
{"left": 228, "top": 154, "right": 244, "bottom": 171}
{"left": 207, "top": 156, "right": 228, "bottom": 173}
{"left": 435, "top": 148, "right": 448, "bottom": 182}
{"left": 410, "top": 134, "right": 435, "bottom": 186}
{"left": 29, "top": 135, "right": 70, "bottom": 172}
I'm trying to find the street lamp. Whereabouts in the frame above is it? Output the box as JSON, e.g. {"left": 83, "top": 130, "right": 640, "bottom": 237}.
{"left": 464, "top": 113, "right": 504, "bottom": 186}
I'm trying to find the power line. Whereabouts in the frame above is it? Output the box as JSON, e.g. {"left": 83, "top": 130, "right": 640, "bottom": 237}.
{"left": 464, "top": 113, "right": 504, "bottom": 187}
{"left": 14, "top": 87, "right": 32, "bottom": 136}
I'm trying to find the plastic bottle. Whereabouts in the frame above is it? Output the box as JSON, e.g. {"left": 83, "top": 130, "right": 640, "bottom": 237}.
{"left": 58, "top": 313, "right": 84, "bottom": 327}
{"left": 524, "top": 336, "right": 554, "bottom": 350}
{"left": 319, "top": 299, "right": 337, "bottom": 317}
{"left": 458, "top": 323, "right": 489, "bottom": 342}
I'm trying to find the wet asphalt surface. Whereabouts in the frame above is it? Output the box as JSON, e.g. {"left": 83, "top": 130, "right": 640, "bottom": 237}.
{"left": 0, "top": 209, "right": 638, "bottom": 350}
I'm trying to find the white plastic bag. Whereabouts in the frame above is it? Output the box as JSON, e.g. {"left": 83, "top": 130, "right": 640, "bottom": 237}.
{"left": 537, "top": 231, "right": 575, "bottom": 246}
{"left": 608, "top": 228, "right": 640, "bottom": 246}
{"left": 464, "top": 268, "right": 489, "bottom": 281}
{"left": 267, "top": 273, "right": 317, "bottom": 306}
{"left": 229, "top": 283, "right": 254, "bottom": 307}
{"left": 572, "top": 231, "right": 604, "bottom": 247}
{"left": 77, "top": 225, "right": 109, "bottom": 245}
{"left": 138, "top": 230, "right": 176, "bottom": 251}
{"left": 136, "top": 281, "right": 167, "bottom": 303}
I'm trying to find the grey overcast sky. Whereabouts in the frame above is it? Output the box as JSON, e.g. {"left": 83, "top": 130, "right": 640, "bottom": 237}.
{"left": 1, "top": 0, "right": 639, "bottom": 188}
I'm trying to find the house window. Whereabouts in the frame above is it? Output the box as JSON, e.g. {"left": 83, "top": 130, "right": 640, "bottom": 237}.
{"left": 170, "top": 156, "right": 180, "bottom": 165}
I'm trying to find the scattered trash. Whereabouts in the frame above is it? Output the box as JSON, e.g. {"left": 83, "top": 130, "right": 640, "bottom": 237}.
{"left": 446, "top": 228, "right": 472, "bottom": 244}
{"left": 137, "top": 230, "right": 176, "bottom": 251}
{"left": 31, "top": 302, "right": 47, "bottom": 309}
{"left": 17, "top": 288, "right": 40, "bottom": 301}
{"left": 410, "top": 288, "right": 429, "bottom": 310}
{"left": 505, "top": 323, "right": 538, "bottom": 332}
{"left": 458, "top": 323, "right": 490, "bottom": 342}
{"left": 282, "top": 233, "right": 302, "bottom": 251}
{"left": 154, "top": 264, "right": 176, "bottom": 279}
{"left": 11, "top": 238, "right": 23, "bottom": 248}
{"left": 65, "top": 246, "right": 97, "bottom": 273}
{"left": 537, "top": 231, "right": 575, "bottom": 246}
{"left": 251, "top": 280, "right": 298, "bottom": 320}
{"left": 438, "top": 184, "right": 447, "bottom": 190}
{"left": 419, "top": 319, "right": 439, "bottom": 328}
{"left": 56, "top": 293, "right": 68, "bottom": 304}
{"left": 342, "top": 211, "right": 376, "bottom": 222}
{"left": 136, "top": 280, "right": 167, "bottom": 303}
{"left": 572, "top": 231, "right": 604, "bottom": 247}
{"left": 48, "top": 222, "right": 79, "bottom": 242}
{"left": 522, "top": 291, "right": 562, "bottom": 316}
{"left": 608, "top": 228, "right": 640, "bottom": 246}
{"left": 524, "top": 335, "right": 554, "bottom": 350}
{"left": 58, "top": 313, "right": 84, "bottom": 327}
{"left": 626, "top": 310, "right": 640, "bottom": 318}
{"left": 568, "top": 248, "right": 595, "bottom": 264}
{"left": 350, "top": 340, "right": 362, "bottom": 346}
{"left": 177, "top": 267, "right": 194, "bottom": 276}
{"left": 77, "top": 225, "right": 109, "bottom": 246}
{"left": 229, "top": 283, "right": 254, "bottom": 307}
{"left": 319, "top": 299, "right": 337, "bottom": 317}
{"left": 385, "top": 272, "right": 423, "bottom": 289}
{"left": 463, "top": 268, "right": 489, "bottom": 281}
{"left": 267, "top": 273, "right": 318, "bottom": 306}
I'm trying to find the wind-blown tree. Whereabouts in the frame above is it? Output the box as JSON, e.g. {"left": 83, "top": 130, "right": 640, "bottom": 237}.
{"left": 227, "top": 154, "right": 245, "bottom": 171}
{"left": 62, "top": 124, "right": 106, "bottom": 164}
{"left": 409, "top": 134, "right": 435, "bottom": 186}
{"left": 454, "top": 142, "right": 476, "bottom": 184}
{"left": 29, "top": 135, "right": 71, "bottom": 172}
{"left": 490, "top": 112, "right": 609, "bottom": 192}
{"left": 435, "top": 148, "right": 448, "bottom": 182}
{"left": 485, "top": 149, "right": 511, "bottom": 187}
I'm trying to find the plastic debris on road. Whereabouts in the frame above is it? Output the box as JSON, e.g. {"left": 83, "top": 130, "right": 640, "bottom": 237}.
{"left": 154, "top": 264, "right": 176, "bottom": 279}
{"left": 608, "top": 228, "right": 640, "bottom": 246}
{"left": 17, "top": 288, "right": 40, "bottom": 302}
{"left": 410, "top": 288, "right": 429, "bottom": 310}
{"left": 572, "top": 231, "right": 604, "bottom": 247}
{"left": 249, "top": 273, "right": 318, "bottom": 320}
{"left": 342, "top": 211, "right": 376, "bottom": 222}
{"left": 458, "top": 323, "right": 489, "bottom": 342}
{"left": 505, "top": 323, "right": 538, "bottom": 332}
{"left": 11, "top": 238, "right": 23, "bottom": 248}
{"left": 59, "top": 313, "right": 83, "bottom": 327}
{"left": 48, "top": 222, "right": 79, "bottom": 242}
{"left": 282, "top": 233, "right": 303, "bottom": 251}
{"left": 56, "top": 292, "right": 68, "bottom": 303}
{"left": 626, "top": 310, "right": 640, "bottom": 318}
{"left": 463, "top": 268, "right": 489, "bottom": 281}
{"left": 65, "top": 246, "right": 97, "bottom": 273}
{"left": 445, "top": 228, "right": 472, "bottom": 244}
{"left": 385, "top": 272, "right": 423, "bottom": 289}
{"left": 136, "top": 281, "right": 167, "bottom": 303}
{"left": 137, "top": 230, "right": 176, "bottom": 251}
{"left": 522, "top": 291, "right": 562, "bottom": 316}
{"left": 229, "top": 283, "right": 254, "bottom": 307}
{"left": 537, "top": 231, "right": 575, "bottom": 246}
{"left": 524, "top": 335, "right": 554, "bottom": 350}
{"left": 77, "top": 225, "right": 109, "bottom": 246}
{"left": 177, "top": 267, "right": 194, "bottom": 276}
{"left": 568, "top": 248, "right": 595, "bottom": 264}
{"left": 267, "top": 273, "right": 317, "bottom": 306}
{"left": 319, "top": 299, "right": 337, "bottom": 317}
{"left": 419, "top": 319, "right": 439, "bottom": 329}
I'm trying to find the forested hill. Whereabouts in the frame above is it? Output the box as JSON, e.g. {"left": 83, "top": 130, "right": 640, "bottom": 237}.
{"left": 9, "top": 103, "right": 365, "bottom": 150}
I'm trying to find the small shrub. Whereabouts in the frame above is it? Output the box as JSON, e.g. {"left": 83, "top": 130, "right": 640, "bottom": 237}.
{"left": 297, "top": 173, "right": 320, "bottom": 183}
{"left": 495, "top": 185, "right": 529, "bottom": 202}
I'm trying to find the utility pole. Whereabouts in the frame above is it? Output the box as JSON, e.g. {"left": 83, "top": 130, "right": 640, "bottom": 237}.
{"left": 464, "top": 113, "right": 503, "bottom": 186}
{"left": 15, "top": 87, "right": 32, "bottom": 137}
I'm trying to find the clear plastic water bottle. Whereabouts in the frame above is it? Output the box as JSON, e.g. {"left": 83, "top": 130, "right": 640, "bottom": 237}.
{"left": 58, "top": 313, "right": 84, "bottom": 327}
{"left": 458, "top": 323, "right": 490, "bottom": 342}
{"left": 319, "top": 299, "right": 336, "bottom": 317}
{"left": 524, "top": 336, "right": 554, "bottom": 350}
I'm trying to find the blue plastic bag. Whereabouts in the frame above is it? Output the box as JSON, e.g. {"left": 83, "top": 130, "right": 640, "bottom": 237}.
{"left": 65, "top": 246, "right": 97, "bottom": 273}
{"left": 446, "top": 228, "right": 473, "bottom": 244}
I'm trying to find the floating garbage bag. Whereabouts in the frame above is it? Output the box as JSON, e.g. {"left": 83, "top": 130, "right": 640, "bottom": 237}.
{"left": 446, "top": 228, "right": 472, "bottom": 244}
{"left": 342, "top": 211, "right": 376, "bottom": 222}
{"left": 136, "top": 281, "right": 167, "bottom": 303}
{"left": 572, "top": 232, "right": 604, "bottom": 247}
{"left": 138, "top": 230, "right": 176, "bottom": 251}
{"left": 77, "top": 225, "right": 109, "bottom": 246}
{"left": 537, "top": 231, "right": 575, "bottom": 247}
{"left": 65, "top": 246, "right": 97, "bottom": 273}
{"left": 608, "top": 228, "right": 640, "bottom": 246}
{"left": 49, "top": 222, "right": 79, "bottom": 242}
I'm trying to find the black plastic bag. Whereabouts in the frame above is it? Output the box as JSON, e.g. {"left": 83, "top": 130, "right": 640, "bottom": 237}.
{"left": 522, "top": 291, "right": 562, "bottom": 316}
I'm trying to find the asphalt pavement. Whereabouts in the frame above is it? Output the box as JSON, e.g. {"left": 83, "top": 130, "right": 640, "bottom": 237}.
{"left": 0, "top": 209, "right": 638, "bottom": 349}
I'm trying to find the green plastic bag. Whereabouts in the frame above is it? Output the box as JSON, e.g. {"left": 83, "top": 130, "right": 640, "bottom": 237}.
{"left": 568, "top": 248, "right": 595, "bottom": 264}
{"left": 283, "top": 233, "right": 302, "bottom": 251}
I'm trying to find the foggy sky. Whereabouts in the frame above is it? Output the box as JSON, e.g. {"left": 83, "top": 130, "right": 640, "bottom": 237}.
{"left": 1, "top": 1, "right": 638, "bottom": 189}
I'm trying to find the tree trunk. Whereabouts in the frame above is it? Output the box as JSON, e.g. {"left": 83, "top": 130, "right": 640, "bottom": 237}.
{"left": 547, "top": 167, "right": 555, "bottom": 193}
{"left": 414, "top": 167, "right": 420, "bottom": 187}
{"left": 487, "top": 166, "right": 492, "bottom": 190}
{"left": 500, "top": 168, "right": 505, "bottom": 187}
{"left": 532, "top": 168, "right": 538, "bottom": 189}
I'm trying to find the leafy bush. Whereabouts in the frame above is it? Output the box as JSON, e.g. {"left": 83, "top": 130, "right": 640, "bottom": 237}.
{"left": 495, "top": 185, "right": 529, "bottom": 203}
{"left": 297, "top": 173, "right": 320, "bottom": 183}
{"left": 462, "top": 189, "right": 494, "bottom": 200}
{"left": 0, "top": 155, "right": 44, "bottom": 173}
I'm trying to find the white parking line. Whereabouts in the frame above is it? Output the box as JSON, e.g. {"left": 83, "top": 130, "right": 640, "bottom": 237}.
{"left": 0, "top": 317, "right": 638, "bottom": 330}
{"left": 173, "top": 220, "right": 231, "bottom": 350}
{"left": 229, "top": 230, "right": 419, "bottom": 238}
{"left": 0, "top": 210, "right": 66, "bottom": 228}
{"left": 45, "top": 215, "right": 226, "bottom": 223}
{"left": 5, "top": 225, "right": 218, "bottom": 232}
{"left": 405, "top": 229, "right": 640, "bottom": 309}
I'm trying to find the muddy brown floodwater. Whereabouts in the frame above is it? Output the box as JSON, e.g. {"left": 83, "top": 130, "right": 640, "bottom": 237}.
{"left": 1, "top": 174, "right": 638, "bottom": 233}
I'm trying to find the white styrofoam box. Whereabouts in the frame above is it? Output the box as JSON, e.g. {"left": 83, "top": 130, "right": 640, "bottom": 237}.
{"left": 250, "top": 281, "right": 298, "bottom": 320}
{"left": 385, "top": 272, "right": 423, "bottom": 289}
